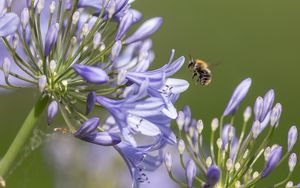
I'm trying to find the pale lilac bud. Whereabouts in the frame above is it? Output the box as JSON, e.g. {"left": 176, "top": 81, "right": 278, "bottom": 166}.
{"left": 176, "top": 111, "right": 185, "bottom": 131}
{"left": 211, "top": 118, "right": 219, "bottom": 132}
{"left": 223, "top": 78, "right": 252, "bottom": 116}
{"left": 270, "top": 103, "right": 282, "bottom": 126}
{"left": 164, "top": 152, "right": 172, "bottom": 172}
{"left": 178, "top": 139, "right": 185, "bottom": 154}
{"left": 205, "top": 165, "right": 221, "bottom": 187}
{"left": 243, "top": 106, "right": 252, "bottom": 122}
{"left": 37, "top": 0, "right": 45, "bottom": 13}
{"left": 44, "top": 23, "right": 59, "bottom": 56}
{"left": 288, "top": 153, "right": 297, "bottom": 172}
{"left": 73, "top": 64, "right": 109, "bottom": 85}
{"left": 38, "top": 75, "right": 47, "bottom": 92}
{"left": 47, "top": 100, "right": 58, "bottom": 125}
{"left": 2, "top": 57, "right": 11, "bottom": 78}
{"left": 125, "top": 17, "right": 163, "bottom": 44}
{"left": 21, "top": 8, "right": 29, "bottom": 29}
{"left": 262, "top": 146, "right": 282, "bottom": 178}
{"left": 93, "top": 32, "right": 102, "bottom": 49}
{"left": 49, "top": 1, "right": 56, "bottom": 13}
{"left": 86, "top": 91, "right": 96, "bottom": 114}
{"left": 260, "top": 89, "right": 275, "bottom": 122}
{"left": 288, "top": 126, "right": 297, "bottom": 152}
{"left": 72, "top": 11, "right": 80, "bottom": 25}
{"left": 252, "top": 120, "right": 261, "bottom": 139}
{"left": 254, "top": 96, "right": 263, "bottom": 121}
{"left": 186, "top": 160, "right": 197, "bottom": 188}
{"left": 111, "top": 40, "right": 122, "bottom": 61}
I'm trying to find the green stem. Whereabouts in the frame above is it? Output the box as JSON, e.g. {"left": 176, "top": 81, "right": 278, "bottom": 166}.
{"left": 0, "top": 96, "right": 49, "bottom": 180}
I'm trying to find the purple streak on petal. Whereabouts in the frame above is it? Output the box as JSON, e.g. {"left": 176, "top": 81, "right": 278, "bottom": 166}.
{"left": 86, "top": 91, "right": 96, "bottom": 115}
{"left": 0, "top": 13, "right": 20, "bottom": 37}
{"left": 223, "top": 78, "right": 252, "bottom": 116}
{"left": 221, "top": 124, "right": 235, "bottom": 149}
{"left": 47, "top": 100, "right": 58, "bottom": 125}
{"left": 262, "top": 146, "right": 282, "bottom": 178}
{"left": 125, "top": 17, "right": 163, "bottom": 44}
{"left": 79, "top": 132, "right": 121, "bottom": 146}
{"left": 73, "top": 64, "right": 109, "bottom": 84}
{"left": 288, "top": 126, "right": 297, "bottom": 152}
{"left": 44, "top": 23, "right": 59, "bottom": 56}
{"left": 74, "top": 117, "right": 100, "bottom": 137}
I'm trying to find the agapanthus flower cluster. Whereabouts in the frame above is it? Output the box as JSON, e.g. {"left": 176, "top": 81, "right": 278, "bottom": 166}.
{"left": 164, "top": 78, "right": 299, "bottom": 188}
{"left": 0, "top": 0, "right": 189, "bottom": 187}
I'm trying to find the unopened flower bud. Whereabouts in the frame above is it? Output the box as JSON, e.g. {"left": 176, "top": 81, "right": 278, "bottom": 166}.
{"left": 176, "top": 111, "right": 185, "bottom": 131}
{"left": 252, "top": 120, "right": 261, "bottom": 139}
{"left": 206, "top": 156, "right": 212, "bottom": 167}
{"left": 196, "top": 119, "right": 204, "bottom": 134}
{"left": 235, "top": 162, "right": 241, "bottom": 171}
{"left": 164, "top": 152, "right": 172, "bottom": 172}
{"left": 3, "top": 57, "right": 11, "bottom": 78}
{"left": 72, "top": 11, "right": 80, "bottom": 25}
{"left": 252, "top": 171, "right": 259, "bottom": 179}
{"left": 243, "top": 106, "right": 252, "bottom": 122}
{"left": 47, "top": 100, "right": 58, "bottom": 125}
{"left": 286, "top": 181, "right": 293, "bottom": 188}
{"left": 21, "top": 8, "right": 29, "bottom": 29}
{"left": 216, "top": 138, "right": 222, "bottom": 149}
{"left": 38, "top": 75, "right": 47, "bottom": 92}
{"left": 37, "top": 0, "right": 45, "bottom": 13}
{"left": 93, "top": 32, "right": 102, "bottom": 49}
{"left": 108, "top": 0, "right": 116, "bottom": 19}
{"left": 288, "top": 126, "right": 297, "bottom": 152}
{"left": 262, "top": 146, "right": 282, "bottom": 178}
{"left": 226, "top": 158, "right": 233, "bottom": 171}
{"left": 211, "top": 118, "right": 219, "bottom": 132}
{"left": 49, "top": 60, "right": 56, "bottom": 72}
{"left": 82, "top": 23, "right": 89, "bottom": 37}
{"left": 178, "top": 139, "right": 185, "bottom": 154}
{"left": 289, "top": 153, "right": 297, "bottom": 172}
{"left": 50, "top": 1, "right": 56, "bottom": 13}
{"left": 185, "top": 160, "right": 197, "bottom": 188}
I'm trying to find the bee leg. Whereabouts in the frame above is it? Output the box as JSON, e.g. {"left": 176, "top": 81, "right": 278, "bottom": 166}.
{"left": 192, "top": 72, "right": 197, "bottom": 79}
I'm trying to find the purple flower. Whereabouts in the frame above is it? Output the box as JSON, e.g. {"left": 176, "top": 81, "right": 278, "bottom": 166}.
{"left": 47, "top": 100, "right": 58, "bottom": 125}
{"left": 73, "top": 64, "right": 109, "bottom": 84}
{"left": 262, "top": 146, "right": 282, "bottom": 178}
{"left": 223, "top": 78, "right": 252, "bottom": 116}
{"left": 205, "top": 165, "right": 221, "bottom": 188}
{"left": 185, "top": 160, "right": 197, "bottom": 188}
{"left": 75, "top": 117, "right": 121, "bottom": 146}
{"left": 125, "top": 17, "right": 163, "bottom": 44}
{"left": 288, "top": 126, "right": 297, "bottom": 152}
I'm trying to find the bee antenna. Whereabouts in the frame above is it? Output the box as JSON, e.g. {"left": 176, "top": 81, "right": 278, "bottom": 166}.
{"left": 188, "top": 54, "right": 193, "bottom": 61}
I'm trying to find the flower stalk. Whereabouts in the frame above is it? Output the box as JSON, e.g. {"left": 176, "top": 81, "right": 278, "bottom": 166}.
{"left": 0, "top": 96, "right": 49, "bottom": 184}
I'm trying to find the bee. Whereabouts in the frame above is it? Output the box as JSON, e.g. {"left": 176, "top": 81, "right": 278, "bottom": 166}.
{"left": 188, "top": 56, "right": 212, "bottom": 86}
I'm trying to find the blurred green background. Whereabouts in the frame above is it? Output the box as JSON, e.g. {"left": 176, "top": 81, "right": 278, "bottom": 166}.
{"left": 1, "top": 0, "right": 300, "bottom": 187}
